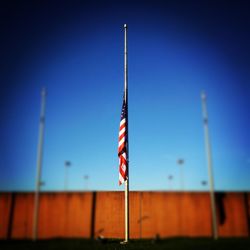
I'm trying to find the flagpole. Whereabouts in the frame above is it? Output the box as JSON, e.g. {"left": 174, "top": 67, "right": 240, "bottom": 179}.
{"left": 124, "top": 23, "right": 129, "bottom": 243}
{"left": 33, "top": 87, "right": 46, "bottom": 241}
{"left": 201, "top": 91, "right": 218, "bottom": 240}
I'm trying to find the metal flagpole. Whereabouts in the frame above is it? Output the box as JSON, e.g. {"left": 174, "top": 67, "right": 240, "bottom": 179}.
{"left": 201, "top": 91, "right": 218, "bottom": 240}
{"left": 33, "top": 87, "right": 46, "bottom": 241}
{"left": 124, "top": 23, "right": 129, "bottom": 243}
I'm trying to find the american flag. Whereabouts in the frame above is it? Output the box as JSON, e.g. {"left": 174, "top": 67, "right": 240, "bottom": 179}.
{"left": 118, "top": 95, "right": 128, "bottom": 185}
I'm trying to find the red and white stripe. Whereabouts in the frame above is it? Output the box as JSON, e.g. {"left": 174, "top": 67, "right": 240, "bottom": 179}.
{"left": 118, "top": 116, "right": 127, "bottom": 185}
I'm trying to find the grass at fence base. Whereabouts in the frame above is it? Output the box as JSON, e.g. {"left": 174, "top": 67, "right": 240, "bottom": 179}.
{"left": 1, "top": 238, "right": 250, "bottom": 250}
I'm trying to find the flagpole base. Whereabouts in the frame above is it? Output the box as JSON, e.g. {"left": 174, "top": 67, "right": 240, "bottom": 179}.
{"left": 120, "top": 240, "right": 129, "bottom": 245}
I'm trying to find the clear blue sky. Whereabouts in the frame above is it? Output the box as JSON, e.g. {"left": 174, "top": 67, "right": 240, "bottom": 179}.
{"left": 0, "top": 0, "right": 249, "bottom": 191}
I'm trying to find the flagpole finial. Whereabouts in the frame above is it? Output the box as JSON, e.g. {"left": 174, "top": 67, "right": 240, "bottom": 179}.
{"left": 124, "top": 24, "right": 127, "bottom": 28}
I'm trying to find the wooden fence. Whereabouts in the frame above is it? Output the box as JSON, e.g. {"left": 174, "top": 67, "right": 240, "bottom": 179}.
{"left": 0, "top": 191, "right": 249, "bottom": 239}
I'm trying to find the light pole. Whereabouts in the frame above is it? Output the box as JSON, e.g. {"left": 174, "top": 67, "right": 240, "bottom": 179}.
{"left": 201, "top": 91, "right": 218, "bottom": 239}
{"left": 177, "top": 158, "right": 185, "bottom": 190}
{"left": 33, "top": 87, "right": 47, "bottom": 241}
{"left": 83, "top": 175, "right": 89, "bottom": 190}
{"left": 64, "top": 161, "right": 71, "bottom": 191}
{"left": 168, "top": 175, "right": 173, "bottom": 190}
{"left": 201, "top": 180, "right": 207, "bottom": 186}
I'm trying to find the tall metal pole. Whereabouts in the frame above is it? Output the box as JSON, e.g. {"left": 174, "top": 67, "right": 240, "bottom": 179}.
{"left": 64, "top": 161, "right": 71, "bottom": 191}
{"left": 124, "top": 23, "right": 129, "bottom": 243}
{"left": 83, "top": 175, "right": 89, "bottom": 190}
{"left": 33, "top": 87, "right": 46, "bottom": 241}
{"left": 168, "top": 175, "right": 173, "bottom": 190}
{"left": 201, "top": 91, "right": 218, "bottom": 239}
{"left": 177, "top": 158, "right": 184, "bottom": 190}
